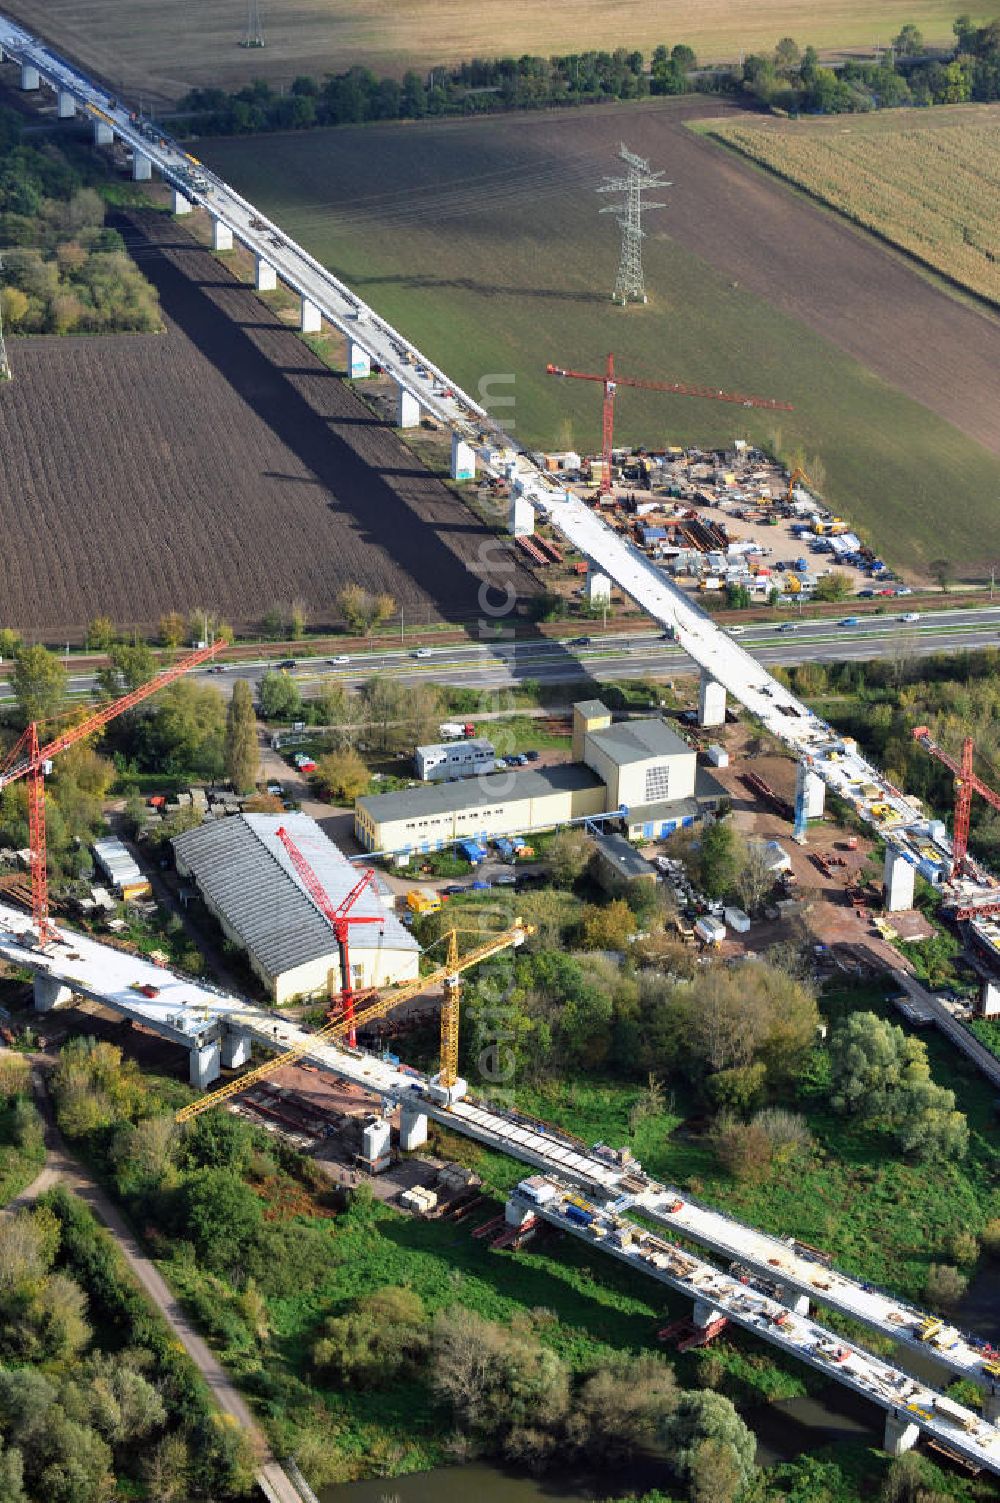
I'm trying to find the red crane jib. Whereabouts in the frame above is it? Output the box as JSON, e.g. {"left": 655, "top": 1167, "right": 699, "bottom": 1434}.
{"left": 274, "top": 825, "right": 382, "bottom": 1043}
{"left": 0, "top": 638, "right": 224, "bottom": 945}
{"left": 545, "top": 352, "right": 793, "bottom": 496}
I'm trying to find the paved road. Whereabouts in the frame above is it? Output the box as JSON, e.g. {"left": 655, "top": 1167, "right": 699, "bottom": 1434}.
{"left": 9, "top": 604, "right": 1000, "bottom": 706}
{"left": 5, "top": 1057, "right": 302, "bottom": 1503}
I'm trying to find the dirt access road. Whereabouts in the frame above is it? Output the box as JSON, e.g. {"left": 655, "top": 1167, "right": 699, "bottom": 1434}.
{"left": 5, "top": 1057, "right": 301, "bottom": 1503}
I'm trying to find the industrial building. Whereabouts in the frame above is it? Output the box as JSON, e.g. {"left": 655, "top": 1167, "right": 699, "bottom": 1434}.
{"left": 173, "top": 812, "right": 419, "bottom": 1004}
{"left": 355, "top": 700, "right": 727, "bottom": 855}
{"left": 415, "top": 737, "right": 495, "bottom": 782}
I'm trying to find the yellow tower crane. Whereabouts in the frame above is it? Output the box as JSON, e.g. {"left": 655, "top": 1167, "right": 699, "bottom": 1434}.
{"left": 175, "top": 920, "right": 533, "bottom": 1124}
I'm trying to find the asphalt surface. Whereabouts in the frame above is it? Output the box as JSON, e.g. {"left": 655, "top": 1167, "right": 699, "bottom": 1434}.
{"left": 14, "top": 603, "right": 1000, "bottom": 704}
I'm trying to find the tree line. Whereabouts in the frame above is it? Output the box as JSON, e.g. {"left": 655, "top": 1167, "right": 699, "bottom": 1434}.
{"left": 0, "top": 109, "right": 160, "bottom": 337}
{"left": 175, "top": 45, "right": 698, "bottom": 136}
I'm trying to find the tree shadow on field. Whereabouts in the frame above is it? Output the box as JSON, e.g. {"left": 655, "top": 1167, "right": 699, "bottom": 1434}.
{"left": 110, "top": 209, "right": 538, "bottom": 624}
{"left": 347, "top": 269, "right": 605, "bottom": 305}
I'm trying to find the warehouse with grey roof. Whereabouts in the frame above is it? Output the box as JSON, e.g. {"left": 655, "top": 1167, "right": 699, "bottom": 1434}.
{"left": 173, "top": 812, "right": 419, "bottom": 1005}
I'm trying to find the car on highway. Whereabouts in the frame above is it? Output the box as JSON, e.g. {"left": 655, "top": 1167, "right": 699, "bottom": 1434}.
{"left": 778, "top": 622, "right": 797, "bottom": 633}
{"left": 900, "top": 612, "right": 920, "bottom": 623}
{"left": 277, "top": 659, "right": 296, "bottom": 670}
{"left": 724, "top": 625, "right": 746, "bottom": 635}
{"left": 839, "top": 617, "right": 861, "bottom": 627}
{"left": 327, "top": 655, "right": 350, "bottom": 665}
{"left": 412, "top": 648, "right": 433, "bottom": 659}
{"left": 207, "top": 664, "right": 227, "bottom": 674}
{"left": 569, "top": 636, "right": 591, "bottom": 648}
{"left": 659, "top": 630, "right": 674, "bottom": 641}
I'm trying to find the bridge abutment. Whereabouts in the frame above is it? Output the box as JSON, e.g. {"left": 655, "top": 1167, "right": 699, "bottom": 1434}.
{"left": 300, "top": 296, "right": 322, "bottom": 334}
{"left": 348, "top": 340, "right": 371, "bottom": 379}
{"left": 56, "top": 89, "right": 76, "bottom": 118}
{"left": 585, "top": 568, "right": 612, "bottom": 608}
{"left": 189, "top": 1040, "right": 221, "bottom": 1090}
{"left": 884, "top": 846, "right": 916, "bottom": 913}
{"left": 697, "top": 671, "right": 726, "bottom": 728}
{"left": 33, "top": 973, "right": 73, "bottom": 1012}
{"left": 211, "top": 218, "right": 233, "bottom": 252}
{"left": 255, "top": 255, "right": 277, "bottom": 291}
{"left": 399, "top": 1103, "right": 428, "bottom": 1150}
{"left": 793, "top": 761, "right": 826, "bottom": 842}
{"left": 221, "top": 1028, "right": 251, "bottom": 1071}
{"left": 396, "top": 385, "right": 420, "bottom": 428}
{"left": 450, "top": 434, "right": 476, "bottom": 481}
{"left": 883, "top": 1411, "right": 920, "bottom": 1457}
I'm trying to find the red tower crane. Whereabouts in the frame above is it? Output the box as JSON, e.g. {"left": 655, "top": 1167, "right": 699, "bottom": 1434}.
{"left": 0, "top": 639, "right": 223, "bottom": 946}
{"left": 274, "top": 824, "right": 382, "bottom": 1045}
{"left": 546, "top": 352, "right": 794, "bottom": 497}
{"left": 912, "top": 725, "right": 1000, "bottom": 878}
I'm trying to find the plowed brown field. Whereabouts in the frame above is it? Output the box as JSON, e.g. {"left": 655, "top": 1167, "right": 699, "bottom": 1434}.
{"left": 0, "top": 209, "right": 538, "bottom": 637}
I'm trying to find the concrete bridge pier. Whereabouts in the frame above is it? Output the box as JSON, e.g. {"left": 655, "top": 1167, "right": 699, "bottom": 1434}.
{"left": 132, "top": 151, "right": 152, "bottom": 182}
{"left": 33, "top": 973, "right": 73, "bottom": 1013}
{"left": 982, "top": 981, "right": 1000, "bottom": 1019}
{"left": 508, "top": 493, "right": 535, "bottom": 537}
{"left": 221, "top": 1028, "right": 251, "bottom": 1071}
{"left": 348, "top": 340, "right": 371, "bottom": 378}
{"left": 793, "top": 761, "right": 826, "bottom": 842}
{"left": 884, "top": 846, "right": 916, "bottom": 913}
{"left": 171, "top": 188, "right": 192, "bottom": 215}
{"left": 399, "top": 1103, "right": 428, "bottom": 1151}
{"left": 883, "top": 1410, "right": 920, "bottom": 1457}
{"left": 775, "top": 1285, "right": 810, "bottom": 1316}
{"left": 585, "top": 568, "right": 612, "bottom": 608}
{"left": 93, "top": 118, "right": 114, "bottom": 146}
{"left": 255, "top": 255, "right": 277, "bottom": 291}
{"left": 20, "top": 63, "right": 40, "bottom": 91}
{"left": 300, "top": 297, "right": 322, "bottom": 334}
{"left": 983, "top": 1390, "right": 1000, "bottom": 1425}
{"left": 211, "top": 218, "right": 233, "bottom": 252}
{"left": 692, "top": 1299, "right": 719, "bottom": 1328}
{"left": 450, "top": 434, "right": 476, "bottom": 481}
{"left": 396, "top": 384, "right": 420, "bottom": 429}
{"left": 189, "top": 1039, "right": 221, "bottom": 1090}
{"left": 697, "top": 671, "right": 726, "bottom": 728}
{"left": 57, "top": 89, "right": 76, "bottom": 118}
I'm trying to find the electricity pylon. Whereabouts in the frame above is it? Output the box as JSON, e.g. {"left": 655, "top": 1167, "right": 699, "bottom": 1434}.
{"left": 241, "top": 0, "right": 265, "bottom": 49}
{"left": 598, "top": 143, "right": 669, "bottom": 306}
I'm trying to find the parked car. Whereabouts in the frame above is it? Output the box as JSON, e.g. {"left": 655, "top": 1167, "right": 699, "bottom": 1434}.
{"left": 524, "top": 749, "right": 540, "bottom": 761}
{"left": 510, "top": 753, "right": 528, "bottom": 766}
{"left": 495, "top": 875, "right": 517, "bottom": 886}
{"left": 857, "top": 589, "right": 875, "bottom": 599}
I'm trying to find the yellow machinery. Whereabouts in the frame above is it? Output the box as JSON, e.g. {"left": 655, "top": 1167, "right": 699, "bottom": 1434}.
{"left": 175, "top": 920, "right": 533, "bottom": 1124}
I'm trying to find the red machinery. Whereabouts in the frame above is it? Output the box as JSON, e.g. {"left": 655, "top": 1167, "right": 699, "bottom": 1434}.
{"left": 545, "top": 351, "right": 793, "bottom": 497}
{"left": 274, "top": 824, "right": 382, "bottom": 1044}
{"left": 912, "top": 725, "right": 1000, "bottom": 878}
{"left": 0, "top": 640, "right": 223, "bottom": 945}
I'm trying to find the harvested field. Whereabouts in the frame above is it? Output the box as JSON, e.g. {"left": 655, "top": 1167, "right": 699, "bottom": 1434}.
{"left": 708, "top": 106, "right": 1000, "bottom": 307}
{"left": 202, "top": 99, "right": 1000, "bottom": 579}
{"left": 0, "top": 208, "right": 538, "bottom": 637}
{"left": 0, "top": 0, "right": 965, "bottom": 103}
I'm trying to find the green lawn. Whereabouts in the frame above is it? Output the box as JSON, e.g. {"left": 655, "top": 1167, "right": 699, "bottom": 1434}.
{"left": 201, "top": 109, "right": 1000, "bottom": 579}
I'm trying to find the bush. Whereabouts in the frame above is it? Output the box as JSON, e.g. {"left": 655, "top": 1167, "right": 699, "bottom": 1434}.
{"left": 948, "top": 1229, "right": 979, "bottom": 1266}
{"left": 981, "top": 1218, "right": 1000, "bottom": 1258}
{"left": 924, "top": 1263, "right": 967, "bottom": 1310}
{"left": 712, "top": 1116, "right": 773, "bottom": 1184}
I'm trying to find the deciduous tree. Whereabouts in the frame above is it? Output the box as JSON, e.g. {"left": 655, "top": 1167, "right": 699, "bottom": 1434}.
{"left": 224, "top": 679, "right": 259, "bottom": 794}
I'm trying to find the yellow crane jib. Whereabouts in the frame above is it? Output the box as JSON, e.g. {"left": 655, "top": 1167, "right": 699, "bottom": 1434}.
{"left": 174, "top": 920, "right": 533, "bottom": 1124}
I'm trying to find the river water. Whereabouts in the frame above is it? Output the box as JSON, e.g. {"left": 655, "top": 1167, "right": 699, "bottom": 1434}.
{"left": 319, "top": 1389, "right": 882, "bottom": 1503}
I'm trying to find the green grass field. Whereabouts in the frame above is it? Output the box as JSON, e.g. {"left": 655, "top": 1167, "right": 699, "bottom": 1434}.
{"left": 201, "top": 106, "right": 1000, "bottom": 581}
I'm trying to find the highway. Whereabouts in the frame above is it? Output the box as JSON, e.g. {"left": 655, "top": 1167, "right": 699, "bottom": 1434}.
{"left": 7, "top": 604, "right": 1000, "bottom": 705}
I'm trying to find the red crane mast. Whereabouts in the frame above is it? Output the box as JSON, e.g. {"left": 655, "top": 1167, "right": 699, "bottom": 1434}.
{"left": 274, "top": 824, "right": 382, "bottom": 1045}
{"left": 912, "top": 725, "right": 1000, "bottom": 877}
{"left": 546, "top": 351, "right": 794, "bottom": 497}
{"left": 0, "top": 639, "right": 223, "bottom": 945}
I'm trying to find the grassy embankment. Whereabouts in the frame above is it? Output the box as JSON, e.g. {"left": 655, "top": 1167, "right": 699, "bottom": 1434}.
{"left": 704, "top": 107, "right": 1000, "bottom": 308}
{"left": 201, "top": 113, "right": 1000, "bottom": 580}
